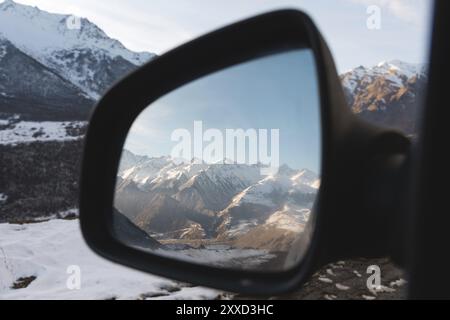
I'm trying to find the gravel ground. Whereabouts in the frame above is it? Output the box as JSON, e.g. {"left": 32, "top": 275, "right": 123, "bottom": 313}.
{"left": 224, "top": 258, "right": 407, "bottom": 300}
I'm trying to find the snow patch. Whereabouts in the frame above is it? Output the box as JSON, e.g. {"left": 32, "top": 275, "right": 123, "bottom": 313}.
{"left": 155, "top": 245, "right": 275, "bottom": 270}
{"left": 0, "top": 219, "right": 218, "bottom": 300}
{"left": 335, "top": 283, "right": 350, "bottom": 291}
{"left": 265, "top": 205, "right": 310, "bottom": 232}
{"left": 369, "top": 285, "right": 396, "bottom": 295}
{"left": 0, "top": 121, "right": 86, "bottom": 145}
{"left": 223, "top": 219, "right": 259, "bottom": 239}
{"left": 318, "top": 277, "right": 333, "bottom": 284}
{"left": 326, "top": 268, "right": 335, "bottom": 276}
{"left": 390, "top": 278, "right": 407, "bottom": 288}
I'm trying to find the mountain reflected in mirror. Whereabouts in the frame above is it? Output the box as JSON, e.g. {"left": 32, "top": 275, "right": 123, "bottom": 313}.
{"left": 113, "top": 49, "right": 321, "bottom": 271}
{"left": 115, "top": 151, "right": 319, "bottom": 270}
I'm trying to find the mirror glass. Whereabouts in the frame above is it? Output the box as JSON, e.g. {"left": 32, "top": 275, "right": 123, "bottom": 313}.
{"left": 113, "top": 49, "right": 321, "bottom": 272}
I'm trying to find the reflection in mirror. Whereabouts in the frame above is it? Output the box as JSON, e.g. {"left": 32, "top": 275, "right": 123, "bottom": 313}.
{"left": 113, "top": 49, "right": 321, "bottom": 272}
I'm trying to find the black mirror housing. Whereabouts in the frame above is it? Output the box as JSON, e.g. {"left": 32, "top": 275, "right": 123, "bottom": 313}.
{"left": 79, "top": 9, "right": 409, "bottom": 295}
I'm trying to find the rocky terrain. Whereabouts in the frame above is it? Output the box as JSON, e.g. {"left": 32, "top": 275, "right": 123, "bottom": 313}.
{"left": 230, "top": 258, "right": 406, "bottom": 300}
{"left": 341, "top": 60, "right": 427, "bottom": 135}
{"left": 114, "top": 151, "right": 318, "bottom": 257}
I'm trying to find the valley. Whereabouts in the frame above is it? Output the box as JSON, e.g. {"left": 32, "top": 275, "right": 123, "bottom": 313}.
{"left": 113, "top": 150, "right": 319, "bottom": 270}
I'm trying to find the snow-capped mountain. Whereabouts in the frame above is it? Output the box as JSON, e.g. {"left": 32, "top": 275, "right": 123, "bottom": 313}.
{"left": 216, "top": 165, "right": 318, "bottom": 242}
{"left": 341, "top": 60, "right": 428, "bottom": 134}
{"left": 341, "top": 60, "right": 427, "bottom": 96}
{"left": 0, "top": 0, "right": 155, "bottom": 99}
{"left": 174, "top": 164, "right": 263, "bottom": 213}
{"left": 121, "top": 156, "right": 174, "bottom": 185}
{"left": 0, "top": 36, "right": 93, "bottom": 121}
{"left": 291, "top": 168, "right": 321, "bottom": 189}
{"left": 223, "top": 171, "right": 317, "bottom": 211}
{"left": 117, "top": 149, "right": 151, "bottom": 176}
{"left": 114, "top": 150, "right": 319, "bottom": 247}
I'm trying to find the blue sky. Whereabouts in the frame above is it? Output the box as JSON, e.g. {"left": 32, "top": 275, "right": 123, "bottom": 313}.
{"left": 14, "top": 0, "right": 434, "bottom": 72}
{"left": 125, "top": 49, "right": 321, "bottom": 172}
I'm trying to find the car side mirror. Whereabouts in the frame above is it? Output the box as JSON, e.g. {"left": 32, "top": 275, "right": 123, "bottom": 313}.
{"left": 80, "top": 10, "right": 410, "bottom": 295}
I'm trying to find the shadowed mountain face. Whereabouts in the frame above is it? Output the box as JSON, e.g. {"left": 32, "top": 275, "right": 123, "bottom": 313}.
{"left": 113, "top": 208, "right": 161, "bottom": 249}
{"left": 0, "top": 38, "right": 94, "bottom": 121}
{"left": 341, "top": 60, "right": 428, "bottom": 135}
{"left": 0, "top": 0, "right": 155, "bottom": 121}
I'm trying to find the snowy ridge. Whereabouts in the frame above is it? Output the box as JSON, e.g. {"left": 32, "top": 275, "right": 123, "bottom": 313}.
{"left": 225, "top": 167, "right": 319, "bottom": 210}
{"left": 265, "top": 205, "right": 311, "bottom": 232}
{"left": 116, "top": 150, "right": 320, "bottom": 244}
{"left": 119, "top": 150, "right": 319, "bottom": 203}
{"left": 0, "top": 0, "right": 155, "bottom": 98}
{"left": 0, "top": 0, "right": 153, "bottom": 64}
{"left": 121, "top": 156, "right": 174, "bottom": 184}
{"left": 341, "top": 60, "right": 427, "bottom": 95}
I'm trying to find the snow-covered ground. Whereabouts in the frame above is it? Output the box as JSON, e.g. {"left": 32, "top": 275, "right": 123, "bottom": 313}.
{"left": 0, "top": 121, "right": 86, "bottom": 145}
{"left": 156, "top": 245, "right": 275, "bottom": 270}
{"left": 0, "top": 219, "right": 219, "bottom": 300}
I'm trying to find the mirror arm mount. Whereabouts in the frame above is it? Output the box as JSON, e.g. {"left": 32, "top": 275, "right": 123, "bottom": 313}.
{"left": 317, "top": 122, "right": 411, "bottom": 268}
{"left": 359, "top": 131, "right": 412, "bottom": 268}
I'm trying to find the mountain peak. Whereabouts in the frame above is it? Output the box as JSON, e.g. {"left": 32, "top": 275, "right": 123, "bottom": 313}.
{"left": 0, "top": 0, "right": 16, "bottom": 10}
{"left": 0, "top": 1, "right": 155, "bottom": 65}
{"left": 0, "top": 0, "right": 40, "bottom": 16}
{"left": 375, "top": 60, "right": 426, "bottom": 77}
{"left": 277, "top": 164, "right": 296, "bottom": 176}
{"left": 341, "top": 59, "right": 428, "bottom": 135}
{"left": 341, "top": 59, "right": 428, "bottom": 93}
{"left": 0, "top": 1, "right": 155, "bottom": 99}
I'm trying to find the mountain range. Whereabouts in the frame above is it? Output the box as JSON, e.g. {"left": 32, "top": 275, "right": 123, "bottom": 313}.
{"left": 114, "top": 150, "right": 319, "bottom": 251}
{"left": 0, "top": 1, "right": 427, "bottom": 134}
{"left": 341, "top": 60, "right": 427, "bottom": 135}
